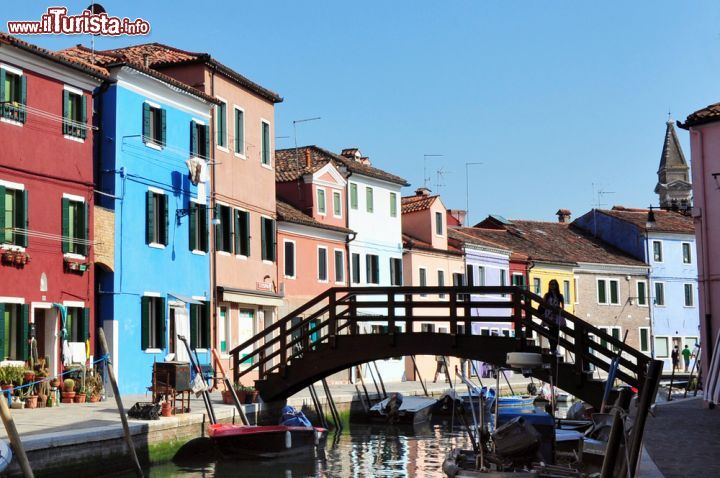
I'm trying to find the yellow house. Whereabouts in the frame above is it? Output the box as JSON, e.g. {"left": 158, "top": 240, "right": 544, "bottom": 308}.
{"left": 528, "top": 261, "right": 576, "bottom": 315}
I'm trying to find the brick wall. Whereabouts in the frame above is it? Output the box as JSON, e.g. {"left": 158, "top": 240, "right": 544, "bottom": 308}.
{"left": 94, "top": 206, "right": 115, "bottom": 270}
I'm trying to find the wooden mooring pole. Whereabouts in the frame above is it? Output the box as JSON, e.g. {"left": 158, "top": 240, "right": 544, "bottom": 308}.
{"left": 0, "top": 393, "right": 34, "bottom": 478}
{"left": 98, "top": 328, "right": 144, "bottom": 478}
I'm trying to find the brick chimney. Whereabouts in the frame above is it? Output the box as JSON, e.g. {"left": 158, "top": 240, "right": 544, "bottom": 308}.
{"left": 556, "top": 209, "right": 572, "bottom": 223}
{"left": 304, "top": 149, "right": 312, "bottom": 168}
{"left": 447, "top": 209, "right": 466, "bottom": 226}
{"left": 415, "top": 187, "right": 432, "bottom": 196}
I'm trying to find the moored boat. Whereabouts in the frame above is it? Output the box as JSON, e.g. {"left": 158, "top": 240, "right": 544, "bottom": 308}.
{"left": 207, "top": 423, "right": 327, "bottom": 458}
{"left": 496, "top": 395, "right": 535, "bottom": 408}
{"left": 368, "top": 393, "right": 436, "bottom": 424}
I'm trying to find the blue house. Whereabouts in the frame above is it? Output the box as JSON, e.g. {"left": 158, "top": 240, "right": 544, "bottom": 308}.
{"left": 65, "top": 46, "right": 218, "bottom": 394}
{"left": 573, "top": 207, "right": 699, "bottom": 371}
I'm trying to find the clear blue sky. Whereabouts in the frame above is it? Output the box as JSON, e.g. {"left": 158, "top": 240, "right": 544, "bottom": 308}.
{"left": 6, "top": 1, "right": 720, "bottom": 224}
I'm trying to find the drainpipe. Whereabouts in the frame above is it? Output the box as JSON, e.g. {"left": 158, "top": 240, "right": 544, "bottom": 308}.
{"left": 645, "top": 232, "right": 655, "bottom": 359}
{"left": 210, "top": 65, "right": 218, "bottom": 360}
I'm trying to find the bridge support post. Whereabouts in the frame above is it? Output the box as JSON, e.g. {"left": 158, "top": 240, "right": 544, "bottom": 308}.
{"left": 329, "top": 292, "right": 337, "bottom": 349}
{"left": 388, "top": 292, "right": 396, "bottom": 346}
{"left": 513, "top": 290, "right": 525, "bottom": 350}
{"left": 450, "top": 291, "right": 458, "bottom": 347}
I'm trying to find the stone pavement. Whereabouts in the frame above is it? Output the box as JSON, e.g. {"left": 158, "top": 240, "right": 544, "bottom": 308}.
{"left": 643, "top": 396, "right": 720, "bottom": 478}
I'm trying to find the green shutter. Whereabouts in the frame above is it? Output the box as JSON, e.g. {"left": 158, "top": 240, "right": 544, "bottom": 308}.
{"left": 215, "top": 204, "right": 223, "bottom": 252}
{"left": 203, "top": 125, "right": 210, "bottom": 158}
{"left": 0, "top": 304, "right": 4, "bottom": 360}
{"left": 142, "top": 103, "right": 150, "bottom": 142}
{"left": 18, "top": 304, "right": 29, "bottom": 361}
{"left": 203, "top": 301, "right": 210, "bottom": 349}
{"left": 83, "top": 307, "right": 91, "bottom": 340}
{"left": 15, "top": 190, "right": 28, "bottom": 247}
{"left": 234, "top": 210, "right": 241, "bottom": 254}
{"left": 200, "top": 206, "right": 209, "bottom": 253}
{"left": 190, "top": 304, "right": 198, "bottom": 349}
{"left": 270, "top": 220, "right": 276, "bottom": 262}
{"left": 81, "top": 201, "right": 89, "bottom": 256}
{"left": 61, "top": 198, "right": 70, "bottom": 253}
{"left": 0, "top": 186, "right": 5, "bottom": 242}
{"left": 19, "top": 76, "right": 26, "bottom": 123}
{"left": 159, "top": 298, "right": 167, "bottom": 349}
{"left": 146, "top": 191, "right": 154, "bottom": 244}
{"left": 160, "top": 194, "right": 168, "bottom": 245}
{"left": 160, "top": 108, "right": 167, "bottom": 146}
{"left": 80, "top": 94, "right": 87, "bottom": 139}
{"left": 140, "top": 297, "right": 150, "bottom": 350}
{"left": 62, "top": 90, "right": 70, "bottom": 135}
{"left": 190, "top": 122, "right": 198, "bottom": 157}
{"left": 244, "top": 211, "right": 250, "bottom": 257}
{"left": 189, "top": 203, "right": 197, "bottom": 251}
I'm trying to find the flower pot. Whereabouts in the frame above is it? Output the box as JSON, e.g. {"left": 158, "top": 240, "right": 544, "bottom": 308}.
{"left": 89, "top": 395, "right": 100, "bottom": 403}
{"left": 245, "top": 390, "right": 258, "bottom": 404}
{"left": 25, "top": 395, "right": 38, "bottom": 409}
{"left": 23, "top": 372, "right": 35, "bottom": 383}
{"left": 37, "top": 395, "right": 47, "bottom": 408}
{"left": 61, "top": 391, "right": 76, "bottom": 400}
{"left": 50, "top": 378, "right": 60, "bottom": 389}
{"left": 221, "top": 390, "right": 234, "bottom": 405}
{"left": 161, "top": 402, "right": 172, "bottom": 417}
{"left": 74, "top": 394, "right": 86, "bottom": 403}
{"left": 235, "top": 390, "right": 247, "bottom": 404}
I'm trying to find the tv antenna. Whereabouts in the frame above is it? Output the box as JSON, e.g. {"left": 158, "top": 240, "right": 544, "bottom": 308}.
{"left": 435, "top": 167, "right": 451, "bottom": 194}
{"left": 423, "top": 154, "right": 443, "bottom": 188}
{"left": 292, "top": 117, "right": 321, "bottom": 167}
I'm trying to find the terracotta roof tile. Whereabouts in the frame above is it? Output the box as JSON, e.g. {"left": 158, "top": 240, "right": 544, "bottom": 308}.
{"left": 592, "top": 206, "right": 694, "bottom": 235}
{"left": 401, "top": 194, "right": 438, "bottom": 213}
{"left": 402, "top": 233, "right": 463, "bottom": 256}
{"left": 680, "top": 103, "right": 720, "bottom": 128}
{"left": 274, "top": 147, "right": 339, "bottom": 182}
{"left": 276, "top": 200, "right": 353, "bottom": 235}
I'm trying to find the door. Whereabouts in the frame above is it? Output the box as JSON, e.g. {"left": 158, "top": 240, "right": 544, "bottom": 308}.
{"left": 237, "top": 309, "right": 255, "bottom": 365}
{"left": 172, "top": 306, "right": 190, "bottom": 362}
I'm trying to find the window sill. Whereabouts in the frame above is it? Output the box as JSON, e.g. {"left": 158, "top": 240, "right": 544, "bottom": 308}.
{"left": 148, "top": 243, "right": 165, "bottom": 249}
{"left": 235, "top": 255, "right": 248, "bottom": 260}
{"left": 217, "top": 145, "right": 229, "bottom": 153}
{"left": 0, "top": 117, "right": 23, "bottom": 127}
{"left": 145, "top": 141, "right": 163, "bottom": 151}
{"left": 260, "top": 163, "right": 273, "bottom": 170}
{"left": 218, "top": 251, "right": 232, "bottom": 256}
{"left": 144, "top": 349, "right": 162, "bottom": 354}
{"left": 284, "top": 275, "right": 296, "bottom": 280}
{"left": 63, "top": 253, "right": 86, "bottom": 260}
{"left": 335, "top": 281, "right": 346, "bottom": 285}
{"left": 1, "top": 244, "right": 25, "bottom": 252}
{"left": 63, "top": 134, "right": 85, "bottom": 143}
{"left": 262, "top": 260, "right": 274, "bottom": 265}
{"left": 318, "top": 279, "right": 329, "bottom": 284}
{"left": 234, "top": 152, "right": 247, "bottom": 160}
{"left": 191, "top": 250, "right": 207, "bottom": 256}
{"left": 195, "top": 348, "right": 208, "bottom": 353}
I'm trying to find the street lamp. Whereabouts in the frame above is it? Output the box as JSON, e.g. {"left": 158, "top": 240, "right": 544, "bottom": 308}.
{"left": 465, "top": 162, "right": 483, "bottom": 226}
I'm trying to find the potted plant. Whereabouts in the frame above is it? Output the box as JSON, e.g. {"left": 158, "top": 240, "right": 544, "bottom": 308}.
{"left": 161, "top": 400, "right": 173, "bottom": 417}
{"left": 24, "top": 394, "right": 38, "bottom": 409}
{"left": 235, "top": 384, "right": 258, "bottom": 404}
{"left": 23, "top": 369, "right": 35, "bottom": 384}
{"left": 74, "top": 387, "right": 86, "bottom": 403}
{"left": 62, "top": 378, "right": 76, "bottom": 403}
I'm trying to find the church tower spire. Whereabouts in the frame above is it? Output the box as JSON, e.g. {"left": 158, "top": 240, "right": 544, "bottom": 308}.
{"left": 655, "top": 117, "right": 692, "bottom": 208}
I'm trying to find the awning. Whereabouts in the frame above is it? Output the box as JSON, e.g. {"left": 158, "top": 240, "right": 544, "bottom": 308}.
{"left": 168, "top": 293, "right": 204, "bottom": 305}
{"left": 220, "top": 288, "right": 284, "bottom": 307}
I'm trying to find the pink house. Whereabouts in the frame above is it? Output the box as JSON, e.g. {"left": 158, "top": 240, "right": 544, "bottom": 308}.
{"left": 681, "top": 107, "right": 720, "bottom": 399}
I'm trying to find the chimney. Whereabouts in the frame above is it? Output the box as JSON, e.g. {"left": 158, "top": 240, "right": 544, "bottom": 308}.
{"left": 447, "top": 209, "right": 466, "bottom": 226}
{"left": 415, "top": 187, "right": 432, "bottom": 196}
{"left": 304, "top": 149, "right": 312, "bottom": 168}
{"left": 143, "top": 53, "right": 150, "bottom": 68}
{"left": 556, "top": 209, "right": 572, "bottom": 223}
{"left": 341, "top": 148, "right": 364, "bottom": 162}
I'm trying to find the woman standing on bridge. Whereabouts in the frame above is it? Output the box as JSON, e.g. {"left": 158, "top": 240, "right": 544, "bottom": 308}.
{"left": 543, "top": 280, "right": 565, "bottom": 356}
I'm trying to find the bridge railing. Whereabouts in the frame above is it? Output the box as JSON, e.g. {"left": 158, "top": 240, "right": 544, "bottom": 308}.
{"left": 229, "top": 286, "right": 651, "bottom": 390}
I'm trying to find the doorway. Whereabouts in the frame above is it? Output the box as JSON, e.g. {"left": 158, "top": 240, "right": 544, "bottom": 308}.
{"left": 171, "top": 305, "right": 190, "bottom": 363}
{"left": 33, "top": 306, "right": 57, "bottom": 377}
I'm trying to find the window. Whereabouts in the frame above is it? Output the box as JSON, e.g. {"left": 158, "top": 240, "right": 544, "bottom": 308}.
{"left": 335, "top": 250, "right": 345, "bottom": 283}
{"left": 284, "top": 241, "right": 295, "bottom": 278}
{"left": 466, "top": 264, "right": 474, "bottom": 286}
{"left": 685, "top": 337, "right": 698, "bottom": 349}
{"left": 234, "top": 209, "right": 250, "bottom": 257}
{"left": 0, "top": 67, "right": 26, "bottom": 123}
{"left": 333, "top": 191, "right": 342, "bottom": 217}
{"left": 318, "top": 247, "right": 328, "bottom": 282}
{"left": 438, "top": 270, "right": 445, "bottom": 298}
{"left": 637, "top": 281, "right": 647, "bottom": 306}
{"left": 654, "top": 336, "right": 669, "bottom": 358}
{"left": 261, "top": 217, "right": 276, "bottom": 262}
{"left": 421, "top": 323, "right": 435, "bottom": 333}
{"left": 65, "top": 307, "right": 90, "bottom": 343}
{"left": 639, "top": 327, "right": 650, "bottom": 354}
{"left": 190, "top": 120, "right": 210, "bottom": 158}
{"left": 654, "top": 282, "right": 665, "bottom": 306}
{"left": 609, "top": 280, "right": 619, "bottom": 305}
{"left": 453, "top": 272, "right": 466, "bottom": 299}
{"left": 0, "top": 184, "right": 27, "bottom": 247}
{"left": 512, "top": 273, "right": 526, "bottom": 289}
{"left": 141, "top": 296, "right": 166, "bottom": 350}
{"left": 352, "top": 253, "right": 361, "bottom": 284}
{"left": 598, "top": 326, "right": 621, "bottom": 352}
{"left": 366, "top": 187, "right": 374, "bottom": 213}
{"left": 563, "top": 280, "right": 571, "bottom": 302}
{"left": 500, "top": 269, "right": 507, "bottom": 296}
{"left": 190, "top": 301, "right": 211, "bottom": 349}
{"left": 435, "top": 212, "right": 443, "bottom": 236}
{"left": 234, "top": 107, "right": 245, "bottom": 155}
{"left": 214, "top": 204, "right": 233, "bottom": 253}
{"left": 652, "top": 240, "right": 663, "bottom": 262}
{"left": 218, "top": 307, "right": 228, "bottom": 354}
{"left": 390, "top": 193, "right": 397, "bottom": 218}
{"left": 62, "top": 197, "right": 88, "bottom": 256}
{"left": 419, "top": 267, "right": 428, "bottom": 296}
{"left": 62, "top": 89, "right": 86, "bottom": 139}
{"left": 597, "top": 279, "right": 619, "bottom": 305}
{"left": 390, "top": 258, "right": 403, "bottom": 286}
{"left": 216, "top": 101, "right": 227, "bottom": 148}
{"left": 533, "top": 278, "right": 541, "bottom": 294}
{"left": 682, "top": 243, "right": 692, "bottom": 264}
{"left": 188, "top": 202, "right": 209, "bottom": 252}
{"left": 317, "top": 189, "right": 326, "bottom": 214}
{"left": 477, "top": 266, "right": 485, "bottom": 286}
{"left": 145, "top": 190, "right": 168, "bottom": 246}
{"left": 261, "top": 120, "right": 271, "bottom": 165}
{"left": 350, "top": 183, "right": 358, "bottom": 210}
{"left": 0, "top": 303, "right": 29, "bottom": 360}
{"left": 684, "top": 284, "right": 694, "bottom": 307}
{"left": 366, "top": 254, "right": 379, "bottom": 284}
{"left": 142, "top": 103, "right": 166, "bottom": 147}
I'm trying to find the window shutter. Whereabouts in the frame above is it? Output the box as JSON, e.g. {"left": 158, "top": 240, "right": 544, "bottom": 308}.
{"left": 146, "top": 191, "right": 154, "bottom": 244}
{"left": 142, "top": 103, "right": 150, "bottom": 142}
{"left": 200, "top": 206, "right": 209, "bottom": 252}
{"left": 261, "top": 218, "right": 267, "bottom": 260}
{"left": 62, "top": 90, "right": 69, "bottom": 135}
{"left": 0, "top": 186, "right": 5, "bottom": 241}
{"left": 15, "top": 190, "right": 28, "bottom": 247}
{"left": 190, "top": 122, "right": 198, "bottom": 157}
{"left": 20, "top": 76, "right": 26, "bottom": 122}
{"left": 159, "top": 298, "right": 167, "bottom": 349}
{"left": 189, "top": 203, "right": 197, "bottom": 251}
{"left": 80, "top": 94, "right": 87, "bottom": 139}
{"left": 270, "top": 220, "right": 276, "bottom": 262}
{"left": 140, "top": 297, "right": 150, "bottom": 350}
{"left": 16, "top": 304, "right": 29, "bottom": 361}
{"left": 83, "top": 308, "right": 91, "bottom": 340}
{"left": 190, "top": 304, "right": 198, "bottom": 349}
{"left": 61, "top": 198, "right": 70, "bottom": 253}
{"left": 215, "top": 204, "right": 223, "bottom": 251}
{"left": 160, "top": 194, "right": 168, "bottom": 245}
{"left": 233, "top": 210, "right": 240, "bottom": 254}
{"left": 244, "top": 211, "right": 250, "bottom": 257}
{"left": 160, "top": 108, "right": 167, "bottom": 146}
{"left": 203, "top": 301, "right": 210, "bottom": 349}
{"left": 203, "top": 124, "right": 210, "bottom": 158}
{"left": 81, "top": 201, "right": 89, "bottom": 256}
{"left": 0, "top": 304, "right": 4, "bottom": 360}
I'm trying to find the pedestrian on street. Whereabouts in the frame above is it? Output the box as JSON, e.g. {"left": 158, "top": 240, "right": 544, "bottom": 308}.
{"left": 682, "top": 344, "right": 693, "bottom": 372}
{"left": 542, "top": 279, "right": 565, "bottom": 356}
{"left": 433, "top": 355, "right": 450, "bottom": 383}
{"left": 671, "top": 346, "right": 680, "bottom": 372}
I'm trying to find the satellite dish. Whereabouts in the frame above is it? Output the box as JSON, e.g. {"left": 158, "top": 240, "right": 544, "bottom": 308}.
{"left": 85, "top": 3, "right": 106, "bottom": 14}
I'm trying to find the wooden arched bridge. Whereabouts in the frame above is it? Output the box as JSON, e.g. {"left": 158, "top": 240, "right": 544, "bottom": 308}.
{"left": 229, "top": 286, "right": 660, "bottom": 408}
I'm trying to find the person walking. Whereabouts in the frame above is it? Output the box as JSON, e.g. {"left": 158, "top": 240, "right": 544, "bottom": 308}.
{"left": 682, "top": 345, "right": 693, "bottom": 372}
{"left": 433, "top": 355, "right": 450, "bottom": 383}
{"left": 542, "top": 279, "right": 565, "bottom": 356}
{"left": 671, "top": 346, "right": 680, "bottom": 373}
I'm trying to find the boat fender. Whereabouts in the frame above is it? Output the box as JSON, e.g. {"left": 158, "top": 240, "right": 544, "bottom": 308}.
{"left": 0, "top": 441, "right": 12, "bottom": 473}
{"left": 285, "top": 430, "right": 292, "bottom": 449}
{"left": 314, "top": 429, "right": 320, "bottom": 445}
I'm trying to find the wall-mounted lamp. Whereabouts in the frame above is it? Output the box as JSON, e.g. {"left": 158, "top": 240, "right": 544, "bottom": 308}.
{"left": 176, "top": 205, "right": 221, "bottom": 225}
{"left": 646, "top": 205, "right": 656, "bottom": 229}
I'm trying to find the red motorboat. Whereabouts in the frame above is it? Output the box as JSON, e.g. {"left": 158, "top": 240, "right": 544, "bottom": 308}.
{"left": 207, "top": 423, "right": 328, "bottom": 458}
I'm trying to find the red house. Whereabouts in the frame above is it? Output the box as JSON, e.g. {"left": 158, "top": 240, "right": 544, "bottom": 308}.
{"left": 0, "top": 34, "right": 105, "bottom": 375}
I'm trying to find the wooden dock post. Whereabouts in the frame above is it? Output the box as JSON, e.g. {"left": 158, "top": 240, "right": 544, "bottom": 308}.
{"left": 0, "top": 392, "right": 34, "bottom": 478}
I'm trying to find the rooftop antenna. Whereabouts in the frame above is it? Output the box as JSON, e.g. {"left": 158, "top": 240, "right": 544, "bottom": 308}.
{"left": 292, "top": 117, "right": 321, "bottom": 168}
{"left": 423, "top": 154, "right": 443, "bottom": 188}
{"left": 86, "top": 3, "right": 106, "bottom": 64}
{"left": 435, "top": 167, "right": 451, "bottom": 194}
{"left": 591, "top": 183, "right": 615, "bottom": 236}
